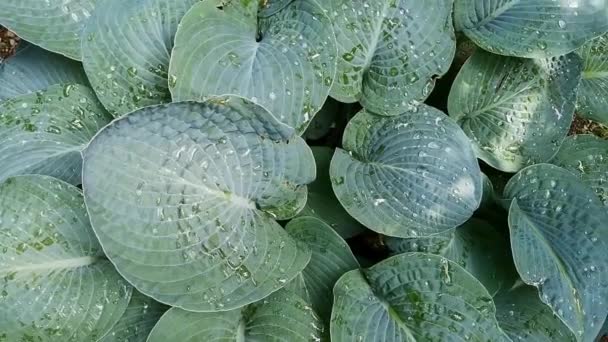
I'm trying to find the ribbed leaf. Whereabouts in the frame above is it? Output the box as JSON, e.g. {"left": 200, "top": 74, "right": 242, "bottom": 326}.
{"left": 0, "top": 43, "right": 88, "bottom": 101}
{"left": 286, "top": 216, "right": 359, "bottom": 322}
{"left": 147, "top": 289, "right": 323, "bottom": 341}
{"left": 454, "top": 0, "right": 608, "bottom": 58}
{"left": 330, "top": 253, "right": 510, "bottom": 341}
{"left": 326, "top": 0, "right": 455, "bottom": 115}
{"left": 0, "top": 0, "right": 97, "bottom": 60}
{"left": 169, "top": 0, "right": 337, "bottom": 132}
{"left": 330, "top": 106, "right": 482, "bottom": 238}
{"left": 82, "top": 96, "right": 315, "bottom": 312}
{"left": 82, "top": 0, "right": 198, "bottom": 116}
{"left": 495, "top": 285, "right": 577, "bottom": 342}
{"left": 505, "top": 164, "right": 608, "bottom": 340}
{"left": 0, "top": 83, "right": 111, "bottom": 185}
{"left": 449, "top": 50, "right": 581, "bottom": 172}
{"left": 0, "top": 175, "right": 132, "bottom": 341}
{"left": 385, "top": 218, "right": 516, "bottom": 296}
{"left": 297, "top": 147, "right": 366, "bottom": 239}
{"left": 577, "top": 33, "right": 608, "bottom": 124}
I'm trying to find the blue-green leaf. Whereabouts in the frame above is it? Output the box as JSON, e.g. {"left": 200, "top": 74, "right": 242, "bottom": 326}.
{"left": 576, "top": 32, "right": 608, "bottom": 124}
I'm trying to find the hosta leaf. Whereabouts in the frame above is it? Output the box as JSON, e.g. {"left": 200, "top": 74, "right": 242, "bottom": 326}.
{"left": 304, "top": 98, "right": 339, "bottom": 140}
{"left": 100, "top": 290, "right": 167, "bottom": 342}
{"left": 505, "top": 163, "right": 608, "bottom": 340}
{"left": 495, "top": 285, "right": 576, "bottom": 342}
{"left": 327, "top": 0, "right": 456, "bottom": 115}
{"left": 169, "top": 0, "right": 337, "bottom": 132}
{"left": 330, "top": 253, "right": 510, "bottom": 341}
{"left": 259, "top": 0, "right": 294, "bottom": 17}
{"left": 384, "top": 218, "right": 515, "bottom": 296}
{"left": 598, "top": 317, "right": 608, "bottom": 341}
{"left": 298, "top": 146, "right": 366, "bottom": 239}
{"left": 453, "top": 0, "right": 608, "bottom": 58}
{"left": 0, "top": 175, "right": 132, "bottom": 341}
{"left": 0, "top": 43, "right": 88, "bottom": 101}
{"left": 576, "top": 33, "right": 608, "bottom": 124}
{"left": 147, "top": 289, "right": 323, "bottom": 341}
{"left": 550, "top": 134, "right": 608, "bottom": 206}
{"left": 448, "top": 50, "right": 581, "bottom": 172}
{"left": 82, "top": 96, "right": 315, "bottom": 312}
{"left": 0, "top": 83, "right": 111, "bottom": 185}
{"left": 330, "top": 106, "right": 482, "bottom": 238}
{"left": 0, "top": 0, "right": 97, "bottom": 60}
{"left": 82, "top": 0, "right": 198, "bottom": 117}
{"left": 286, "top": 216, "right": 359, "bottom": 322}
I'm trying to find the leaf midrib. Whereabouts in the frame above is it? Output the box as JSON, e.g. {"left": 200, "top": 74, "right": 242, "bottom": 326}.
{"left": 0, "top": 255, "right": 100, "bottom": 274}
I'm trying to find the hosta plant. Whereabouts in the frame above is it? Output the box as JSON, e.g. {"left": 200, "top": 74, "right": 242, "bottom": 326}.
{"left": 1, "top": 0, "right": 608, "bottom": 341}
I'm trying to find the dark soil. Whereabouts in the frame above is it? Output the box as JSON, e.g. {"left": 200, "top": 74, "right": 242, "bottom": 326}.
{"left": 569, "top": 115, "right": 608, "bottom": 139}
{"left": 0, "top": 26, "right": 19, "bottom": 60}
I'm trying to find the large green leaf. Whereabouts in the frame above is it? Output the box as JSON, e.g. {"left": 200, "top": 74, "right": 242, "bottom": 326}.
{"left": 384, "top": 218, "right": 516, "bottom": 296}
{"left": 82, "top": 96, "right": 315, "bottom": 312}
{"left": 0, "top": 43, "right": 88, "bottom": 101}
{"left": 576, "top": 33, "right": 608, "bottom": 124}
{"left": 550, "top": 134, "right": 608, "bottom": 206}
{"left": 453, "top": 0, "right": 608, "bottom": 58}
{"left": 0, "top": 0, "right": 97, "bottom": 60}
{"left": 297, "top": 147, "right": 366, "bottom": 239}
{"left": 505, "top": 163, "right": 608, "bottom": 340}
{"left": 100, "top": 290, "right": 167, "bottom": 342}
{"left": 0, "top": 175, "right": 132, "bottom": 341}
{"left": 147, "top": 289, "right": 323, "bottom": 341}
{"left": 448, "top": 50, "right": 581, "bottom": 172}
{"left": 495, "top": 285, "right": 577, "bottom": 342}
{"left": 169, "top": 0, "right": 337, "bottom": 132}
{"left": 330, "top": 253, "right": 510, "bottom": 341}
{"left": 82, "top": 0, "right": 198, "bottom": 117}
{"left": 330, "top": 106, "right": 482, "bottom": 238}
{"left": 286, "top": 216, "right": 359, "bottom": 322}
{"left": 326, "top": 0, "right": 455, "bottom": 115}
{"left": 0, "top": 83, "right": 112, "bottom": 185}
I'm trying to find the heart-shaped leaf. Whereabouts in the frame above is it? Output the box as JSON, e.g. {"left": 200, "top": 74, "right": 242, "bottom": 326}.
{"left": 286, "top": 216, "right": 359, "bottom": 322}
{"left": 0, "top": 43, "right": 89, "bottom": 101}
{"left": 169, "top": 0, "right": 337, "bottom": 132}
{"left": 448, "top": 50, "right": 581, "bottom": 172}
{"left": 0, "top": 175, "right": 132, "bottom": 341}
{"left": 576, "top": 33, "right": 608, "bottom": 125}
{"left": 0, "top": 0, "right": 97, "bottom": 60}
{"left": 505, "top": 163, "right": 608, "bottom": 340}
{"left": 330, "top": 105, "right": 482, "bottom": 238}
{"left": 326, "top": 0, "right": 456, "bottom": 115}
{"left": 495, "top": 285, "right": 577, "bottom": 342}
{"left": 330, "top": 253, "right": 510, "bottom": 341}
{"left": 147, "top": 289, "right": 322, "bottom": 341}
{"left": 297, "top": 146, "right": 366, "bottom": 239}
{"left": 384, "top": 218, "right": 516, "bottom": 296}
{"left": 550, "top": 134, "right": 608, "bottom": 206}
{"left": 453, "top": 0, "right": 608, "bottom": 58}
{"left": 82, "top": 0, "right": 198, "bottom": 117}
{"left": 82, "top": 96, "right": 315, "bottom": 312}
{"left": 99, "top": 290, "right": 167, "bottom": 342}
{"left": 0, "top": 83, "right": 112, "bottom": 185}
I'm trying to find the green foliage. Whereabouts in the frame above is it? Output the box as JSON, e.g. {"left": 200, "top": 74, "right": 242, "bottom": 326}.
{"left": 1, "top": 1, "right": 608, "bottom": 341}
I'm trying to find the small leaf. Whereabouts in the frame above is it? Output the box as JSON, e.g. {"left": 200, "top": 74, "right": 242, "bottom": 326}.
{"left": 169, "top": 0, "right": 337, "bottom": 132}
{"left": 0, "top": 175, "right": 132, "bottom": 341}
{"left": 330, "top": 253, "right": 510, "bottom": 341}
{"left": 0, "top": 0, "right": 97, "bottom": 60}
{"left": 330, "top": 106, "right": 482, "bottom": 238}
{"left": 326, "top": 0, "right": 455, "bottom": 115}
{"left": 147, "top": 289, "right": 323, "bottom": 341}
{"left": 82, "top": 96, "right": 315, "bottom": 312}
{"left": 505, "top": 164, "right": 608, "bottom": 340}
{"left": 495, "top": 285, "right": 577, "bottom": 342}
{"left": 0, "top": 43, "right": 89, "bottom": 101}
{"left": 297, "top": 146, "right": 366, "bottom": 239}
{"left": 454, "top": 0, "right": 608, "bottom": 58}
{"left": 82, "top": 0, "right": 199, "bottom": 116}
{"left": 577, "top": 33, "right": 608, "bottom": 125}
{"left": 0, "top": 83, "right": 112, "bottom": 185}
{"left": 449, "top": 50, "right": 581, "bottom": 172}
